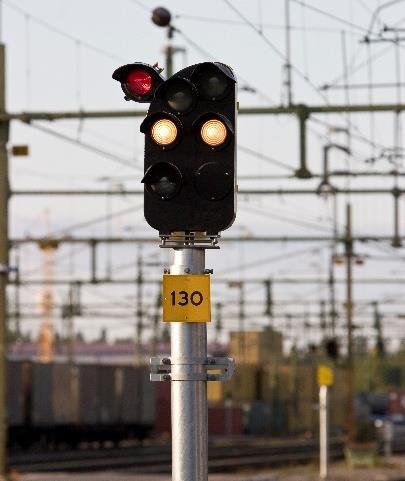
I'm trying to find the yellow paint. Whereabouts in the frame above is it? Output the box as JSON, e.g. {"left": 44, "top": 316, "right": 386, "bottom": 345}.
{"left": 162, "top": 274, "right": 211, "bottom": 322}
{"left": 317, "top": 364, "right": 334, "bottom": 386}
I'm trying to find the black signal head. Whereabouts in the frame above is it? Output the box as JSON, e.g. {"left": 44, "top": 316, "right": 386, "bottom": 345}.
{"left": 112, "top": 62, "right": 164, "bottom": 103}
{"left": 113, "top": 61, "right": 237, "bottom": 236}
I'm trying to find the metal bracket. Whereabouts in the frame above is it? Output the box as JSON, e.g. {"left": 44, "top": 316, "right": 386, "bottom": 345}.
{"left": 150, "top": 356, "right": 235, "bottom": 382}
{"left": 0, "top": 265, "right": 18, "bottom": 274}
{"left": 159, "top": 232, "right": 220, "bottom": 249}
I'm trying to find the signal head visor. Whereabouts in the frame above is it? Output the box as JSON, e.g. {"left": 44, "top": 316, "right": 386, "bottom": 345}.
{"left": 112, "top": 62, "right": 164, "bottom": 102}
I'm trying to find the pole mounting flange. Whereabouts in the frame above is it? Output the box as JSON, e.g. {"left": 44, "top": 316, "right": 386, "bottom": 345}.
{"left": 150, "top": 356, "right": 235, "bottom": 382}
{"left": 159, "top": 232, "right": 220, "bottom": 249}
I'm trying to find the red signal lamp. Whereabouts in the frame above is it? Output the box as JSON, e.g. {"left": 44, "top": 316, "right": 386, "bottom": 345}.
{"left": 112, "top": 62, "right": 164, "bottom": 103}
{"left": 125, "top": 69, "right": 152, "bottom": 97}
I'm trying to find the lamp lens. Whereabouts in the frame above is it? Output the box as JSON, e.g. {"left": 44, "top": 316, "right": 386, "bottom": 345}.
{"left": 143, "top": 162, "right": 182, "bottom": 200}
{"left": 150, "top": 176, "right": 178, "bottom": 197}
{"left": 201, "top": 119, "right": 227, "bottom": 147}
{"left": 166, "top": 82, "right": 194, "bottom": 112}
{"left": 151, "top": 119, "right": 178, "bottom": 146}
{"left": 125, "top": 70, "right": 152, "bottom": 97}
{"left": 198, "top": 71, "right": 228, "bottom": 99}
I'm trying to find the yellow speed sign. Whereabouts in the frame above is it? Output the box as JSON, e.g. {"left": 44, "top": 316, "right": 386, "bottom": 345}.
{"left": 162, "top": 274, "right": 211, "bottom": 322}
{"left": 317, "top": 364, "right": 334, "bottom": 387}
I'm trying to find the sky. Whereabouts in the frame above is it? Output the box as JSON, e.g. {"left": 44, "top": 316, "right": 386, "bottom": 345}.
{"left": 3, "top": 0, "right": 405, "bottom": 352}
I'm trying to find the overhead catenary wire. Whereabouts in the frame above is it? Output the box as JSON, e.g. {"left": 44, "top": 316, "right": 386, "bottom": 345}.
{"left": 21, "top": 244, "right": 89, "bottom": 277}
{"left": 367, "top": 0, "right": 405, "bottom": 36}
{"left": 239, "top": 203, "right": 336, "bottom": 234}
{"left": 175, "top": 27, "right": 277, "bottom": 105}
{"left": 128, "top": 0, "right": 150, "bottom": 13}
{"left": 218, "top": 244, "right": 330, "bottom": 276}
{"left": 222, "top": 0, "right": 383, "bottom": 154}
{"left": 222, "top": 0, "right": 331, "bottom": 103}
{"left": 13, "top": 204, "right": 144, "bottom": 278}
{"left": 4, "top": 0, "right": 127, "bottom": 62}
{"left": 291, "top": 0, "right": 370, "bottom": 35}
{"left": 24, "top": 122, "right": 142, "bottom": 171}
{"left": 325, "top": 15, "right": 405, "bottom": 88}
{"left": 239, "top": 144, "right": 294, "bottom": 171}
{"left": 174, "top": 13, "right": 360, "bottom": 34}
{"left": 5, "top": 0, "right": 393, "bottom": 171}
{"left": 48, "top": 204, "right": 143, "bottom": 238}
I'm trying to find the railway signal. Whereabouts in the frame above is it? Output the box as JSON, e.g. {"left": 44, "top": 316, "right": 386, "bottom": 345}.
{"left": 325, "top": 337, "right": 339, "bottom": 359}
{"left": 113, "top": 61, "right": 237, "bottom": 235}
{"left": 113, "top": 59, "right": 237, "bottom": 481}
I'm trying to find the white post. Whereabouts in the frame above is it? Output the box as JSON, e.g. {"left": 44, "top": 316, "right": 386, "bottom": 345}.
{"left": 319, "top": 385, "right": 329, "bottom": 480}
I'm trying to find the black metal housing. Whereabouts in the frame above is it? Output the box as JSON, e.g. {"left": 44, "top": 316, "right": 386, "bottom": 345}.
{"left": 112, "top": 62, "right": 164, "bottom": 103}
{"left": 141, "top": 62, "right": 237, "bottom": 235}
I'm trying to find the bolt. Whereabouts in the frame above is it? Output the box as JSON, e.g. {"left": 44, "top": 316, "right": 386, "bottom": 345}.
{"left": 162, "top": 374, "right": 171, "bottom": 381}
{"left": 204, "top": 268, "right": 213, "bottom": 274}
{"left": 162, "top": 357, "right": 171, "bottom": 365}
{"left": 184, "top": 267, "right": 191, "bottom": 273}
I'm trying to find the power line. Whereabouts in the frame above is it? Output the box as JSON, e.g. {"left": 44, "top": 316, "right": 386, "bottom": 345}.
{"left": 128, "top": 0, "right": 150, "bottom": 13}
{"left": 175, "top": 27, "right": 277, "bottom": 105}
{"left": 174, "top": 14, "right": 359, "bottom": 34}
{"left": 50, "top": 204, "right": 143, "bottom": 237}
{"left": 367, "top": 0, "right": 405, "bottom": 35}
{"left": 25, "top": 117, "right": 298, "bottom": 176}
{"left": 222, "top": 0, "right": 383, "bottom": 160}
{"left": 239, "top": 203, "right": 333, "bottom": 234}
{"left": 22, "top": 244, "right": 89, "bottom": 277}
{"left": 291, "top": 0, "right": 369, "bottom": 35}
{"left": 218, "top": 244, "right": 329, "bottom": 275}
{"left": 25, "top": 122, "right": 142, "bottom": 171}
{"left": 325, "top": 16, "right": 405, "bottom": 88}
{"left": 4, "top": 0, "right": 127, "bottom": 62}
{"left": 308, "top": 116, "right": 389, "bottom": 152}
{"left": 223, "top": 0, "right": 329, "bottom": 103}
{"left": 14, "top": 205, "right": 145, "bottom": 277}
{"left": 130, "top": 0, "right": 279, "bottom": 104}
{"left": 239, "top": 144, "right": 294, "bottom": 171}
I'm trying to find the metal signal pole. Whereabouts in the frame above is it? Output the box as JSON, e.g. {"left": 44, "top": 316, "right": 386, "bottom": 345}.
{"left": 151, "top": 242, "right": 234, "bottom": 481}
{"left": 170, "top": 248, "right": 208, "bottom": 481}
{"left": 135, "top": 244, "right": 144, "bottom": 365}
{"left": 284, "top": 0, "right": 293, "bottom": 106}
{"left": 0, "top": 43, "right": 8, "bottom": 480}
{"left": 345, "top": 203, "right": 354, "bottom": 440}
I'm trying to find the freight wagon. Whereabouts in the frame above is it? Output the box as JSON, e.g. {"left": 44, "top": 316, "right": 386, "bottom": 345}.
{"left": 7, "top": 361, "right": 154, "bottom": 448}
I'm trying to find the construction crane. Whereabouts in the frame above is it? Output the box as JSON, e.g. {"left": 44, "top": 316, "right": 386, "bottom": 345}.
{"left": 37, "top": 214, "right": 58, "bottom": 362}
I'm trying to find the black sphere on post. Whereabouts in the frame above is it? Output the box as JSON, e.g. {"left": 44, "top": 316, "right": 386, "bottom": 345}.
{"left": 151, "top": 7, "right": 172, "bottom": 27}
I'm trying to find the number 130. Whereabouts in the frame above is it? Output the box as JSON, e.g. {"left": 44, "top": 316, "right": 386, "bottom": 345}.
{"left": 170, "top": 290, "right": 203, "bottom": 307}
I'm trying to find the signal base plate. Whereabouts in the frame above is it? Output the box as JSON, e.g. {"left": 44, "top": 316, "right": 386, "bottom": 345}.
{"left": 159, "top": 232, "right": 220, "bottom": 249}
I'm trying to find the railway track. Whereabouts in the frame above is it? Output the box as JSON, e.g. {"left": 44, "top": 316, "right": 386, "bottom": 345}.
{"left": 9, "top": 438, "right": 344, "bottom": 473}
